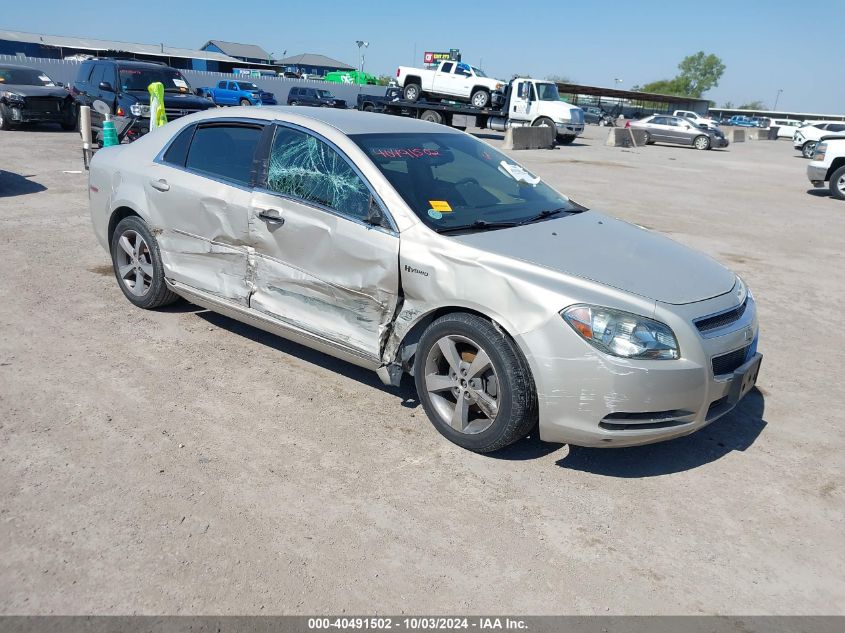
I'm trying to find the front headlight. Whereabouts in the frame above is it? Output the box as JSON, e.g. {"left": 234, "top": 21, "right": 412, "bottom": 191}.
{"left": 561, "top": 305, "right": 680, "bottom": 360}
{"left": 129, "top": 103, "right": 150, "bottom": 117}
{"left": 2, "top": 91, "right": 25, "bottom": 103}
{"left": 814, "top": 142, "right": 826, "bottom": 161}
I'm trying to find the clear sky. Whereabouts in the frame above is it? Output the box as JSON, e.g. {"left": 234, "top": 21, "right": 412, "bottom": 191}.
{"left": 4, "top": 0, "right": 843, "bottom": 113}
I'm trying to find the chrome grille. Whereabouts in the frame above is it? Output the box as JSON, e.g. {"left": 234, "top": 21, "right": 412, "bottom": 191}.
{"left": 712, "top": 346, "right": 749, "bottom": 376}
{"left": 164, "top": 108, "right": 202, "bottom": 119}
{"left": 695, "top": 299, "right": 747, "bottom": 333}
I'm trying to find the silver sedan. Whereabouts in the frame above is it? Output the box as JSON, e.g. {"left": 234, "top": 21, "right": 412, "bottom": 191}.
{"left": 89, "top": 107, "right": 760, "bottom": 452}
{"left": 629, "top": 115, "right": 730, "bottom": 149}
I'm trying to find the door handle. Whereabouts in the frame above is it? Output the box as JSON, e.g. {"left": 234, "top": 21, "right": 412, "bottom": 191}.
{"left": 150, "top": 178, "right": 170, "bottom": 192}
{"left": 257, "top": 209, "right": 285, "bottom": 225}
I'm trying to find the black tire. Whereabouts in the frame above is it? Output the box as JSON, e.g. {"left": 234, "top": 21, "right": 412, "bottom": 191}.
{"left": 289, "top": 101, "right": 299, "bottom": 106}
{"left": 830, "top": 165, "right": 845, "bottom": 200}
{"left": 470, "top": 89, "right": 490, "bottom": 108}
{"left": 363, "top": 104, "right": 374, "bottom": 112}
{"left": 641, "top": 131, "right": 651, "bottom": 145}
{"left": 110, "top": 215, "right": 179, "bottom": 309}
{"left": 239, "top": 98, "right": 251, "bottom": 106}
{"left": 0, "top": 104, "right": 12, "bottom": 130}
{"left": 802, "top": 141, "right": 817, "bottom": 159}
{"left": 420, "top": 109, "right": 443, "bottom": 125}
{"left": 557, "top": 134, "right": 576, "bottom": 145}
{"left": 404, "top": 83, "right": 421, "bottom": 102}
{"left": 693, "top": 135, "right": 711, "bottom": 150}
{"left": 532, "top": 116, "right": 555, "bottom": 129}
{"left": 414, "top": 313, "right": 538, "bottom": 453}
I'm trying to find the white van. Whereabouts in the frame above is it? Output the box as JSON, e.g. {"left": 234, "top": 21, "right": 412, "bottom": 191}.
{"left": 769, "top": 118, "right": 804, "bottom": 138}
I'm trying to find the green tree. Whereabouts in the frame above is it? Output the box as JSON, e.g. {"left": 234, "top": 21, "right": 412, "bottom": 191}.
{"left": 738, "top": 100, "right": 767, "bottom": 110}
{"left": 375, "top": 75, "right": 393, "bottom": 86}
{"left": 633, "top": 52, "right": 725, "bottom": 98}
{"left": 722, "top": 101, "right": 734, "bottom": 108}
{"left": 546, "top": 74, "right": 573, "bottom": 84}
{"left": 674, "top": 51, "right": 726, "bottom": 97}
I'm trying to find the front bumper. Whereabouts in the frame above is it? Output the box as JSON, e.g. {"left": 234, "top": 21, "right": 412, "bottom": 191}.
{"left": 555, "top": 122, "right": 584, "bottom": 137}
{"left": 807, "top": 163, "right": 828, "bottom": 185}
{"left": 517, "top": 291, "right": 760, "bottom": 447}
{"left": 713, "top": 137, "right": 730, "bottom": 148}
{"left": 7, "top": 104, "right": 69, "bottom": 124}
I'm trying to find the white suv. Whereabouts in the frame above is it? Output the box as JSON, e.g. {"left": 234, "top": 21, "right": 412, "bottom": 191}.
{"left": 807, "top": 136, "right": 845, "bottom": 200}
{"left": 793, "top": 122, "right": 845, "bottom": 158}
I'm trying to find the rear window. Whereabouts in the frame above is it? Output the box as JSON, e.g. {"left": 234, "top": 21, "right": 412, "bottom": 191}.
{"left": 185, "top": 124, "right": 262, "bottom": 185}
{"left": 162, "top": 125, "right": 195, "bottom": 167}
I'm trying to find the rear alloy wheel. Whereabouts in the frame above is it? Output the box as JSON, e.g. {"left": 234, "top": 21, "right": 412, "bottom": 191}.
{"left": 404, "top": 84, "right": 421, "bottom": 102}
{"left": 830, "top": 165, "right": 845, "bottom": 200}
{"left": 414, "top": 313, "right": 537, "bottom": 453}
{"left": 693, "top": 135, "right": 711, "bottom": 150}
{"left": 470, "top": 89, "right": 490, "bottom": 108}
{"left": 802, "top": 141, "right": 818, "bottom": 159}
{"left": 110, "top": 216, "right": 178, "bottom": 309}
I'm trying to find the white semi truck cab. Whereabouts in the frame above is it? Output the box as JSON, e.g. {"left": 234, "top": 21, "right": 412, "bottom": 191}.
{"left": 487, "top": 78, "right": 585, "bottom": 143}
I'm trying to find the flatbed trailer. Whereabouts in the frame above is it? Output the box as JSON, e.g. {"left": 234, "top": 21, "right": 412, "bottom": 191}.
{"left": 365, "top": 77, "right": 585, "bottom": 144}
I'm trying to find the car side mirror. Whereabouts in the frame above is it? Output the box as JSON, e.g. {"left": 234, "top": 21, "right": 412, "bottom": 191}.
{"left": 366, "top": 196, "right": 389, "bottom": 229}
{"left": 99, "top": 81, "right": 114, "bottom": 92}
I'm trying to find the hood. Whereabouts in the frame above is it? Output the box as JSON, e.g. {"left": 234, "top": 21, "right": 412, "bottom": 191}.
{"left": 124, "top": 91, "right": 213, "bottom": 109}
{"left": 452, "top": 211, "right": 736, "bottom": 305}
{"left": 1, "top": 84, "right": 68, "bottom": 98}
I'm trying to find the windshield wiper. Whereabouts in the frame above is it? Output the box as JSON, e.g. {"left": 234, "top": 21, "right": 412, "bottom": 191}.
{"left": 517, "top": 208, "right": 568, "bottom": 225}
{"left": 435, "top": 219, "right": 520, "bottom": 234}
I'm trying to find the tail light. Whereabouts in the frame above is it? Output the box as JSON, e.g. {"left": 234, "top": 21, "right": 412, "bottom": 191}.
{"left": 396, "top": 68, "right": 400, "bottom": 77}
{"left": 625, "top": 121, "right": 631, "bottom": 128}
{"left": 116, "top": 106, "right": 125, "bottom": 116}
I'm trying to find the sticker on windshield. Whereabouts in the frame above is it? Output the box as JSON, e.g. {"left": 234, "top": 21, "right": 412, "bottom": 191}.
{"left": 172, "top": 78, "right": 188, "bottom": 89}
{"left": 498, "top": 161, "right": 540, "bottom": 185}
{"left": 429, "top": 200, "right": 452, "bottom": 212}
{"left": 372, "top": 148, "right": 441, "bottom": 159}
{"left": 427, "top": 209, "right": 443, "bottom": 220}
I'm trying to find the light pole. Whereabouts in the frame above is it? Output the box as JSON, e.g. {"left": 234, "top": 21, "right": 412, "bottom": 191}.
{"left": 355, "top": 40, "right": 369, "bottom": 74}
{"left": 773, "top": 88, "right": 783, "bottom": 111}
{"left": 614, "top": 78, "right": 623, "bottom": 87}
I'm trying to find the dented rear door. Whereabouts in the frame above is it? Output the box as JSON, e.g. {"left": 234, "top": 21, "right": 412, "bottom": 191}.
{"left": 248, "top": 124, "right": 400, "bottom": 360}
{"left": 148, "top": 121, "right": 264, "bottom": 305}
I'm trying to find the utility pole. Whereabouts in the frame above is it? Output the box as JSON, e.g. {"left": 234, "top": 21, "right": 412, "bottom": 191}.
{"left": 773, "top": 88, "right": 783, "bottom": 111}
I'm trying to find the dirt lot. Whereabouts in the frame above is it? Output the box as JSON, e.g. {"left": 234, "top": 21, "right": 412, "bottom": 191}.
{"left": 1, "top": 123, "right": 843, "bottom": 615}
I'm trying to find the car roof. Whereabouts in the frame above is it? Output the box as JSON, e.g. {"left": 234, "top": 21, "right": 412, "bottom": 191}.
{"left": 186, "top": 105, "right": 463, "bottom": 136}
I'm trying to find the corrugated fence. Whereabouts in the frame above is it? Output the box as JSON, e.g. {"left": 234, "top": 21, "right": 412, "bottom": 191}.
{"left": 0, "top": 55, "right": 388, "bottom": 105}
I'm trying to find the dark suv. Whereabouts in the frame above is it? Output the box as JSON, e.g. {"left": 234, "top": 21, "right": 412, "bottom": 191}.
{"left": 72, "top": 59, "right": 215, "bottom": 142}
{"left": 287, "top": 86, "right": 347, "bottom": 109}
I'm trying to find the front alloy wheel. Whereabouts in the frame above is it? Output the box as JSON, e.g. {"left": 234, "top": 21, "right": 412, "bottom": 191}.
{"left": 414, "top": 313, "right": 538, "bottom": 453}
{"left": 693, "top": 135, "right": 711, "bottom": 150}
{"left": 424, "top": 334, "right": 499, "bottom": 435}
{"left": 802, "top": 141, "right": 817, "bottom": 159}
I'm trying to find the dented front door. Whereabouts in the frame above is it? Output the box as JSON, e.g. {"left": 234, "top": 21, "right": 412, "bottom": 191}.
{"left": 248, "top": 125, "right": 400, "bottom": 360}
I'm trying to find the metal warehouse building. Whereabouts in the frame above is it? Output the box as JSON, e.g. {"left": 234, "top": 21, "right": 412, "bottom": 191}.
{"left": 0, "top": 29, "right": 277, "bottom": 73}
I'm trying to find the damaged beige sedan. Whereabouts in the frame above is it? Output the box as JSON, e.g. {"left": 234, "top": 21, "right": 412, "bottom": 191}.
{"left": 89, "top": 107, "right": 761, "bottom": 452}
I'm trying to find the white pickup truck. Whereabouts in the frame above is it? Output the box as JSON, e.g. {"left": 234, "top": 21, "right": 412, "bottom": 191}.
{"left": 673, "top": 110, "right": 719, "bottom": 130}
{"left": 396, "top": 60, "right": 505, "bottom": 108}
{"left": 807, "top": 135, "right": 845, "bottom": 200}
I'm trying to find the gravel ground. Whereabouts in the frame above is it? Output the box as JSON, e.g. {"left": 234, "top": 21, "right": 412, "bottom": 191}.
{"left": 0, "top": 123, "right": 843, "bottom": 615}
